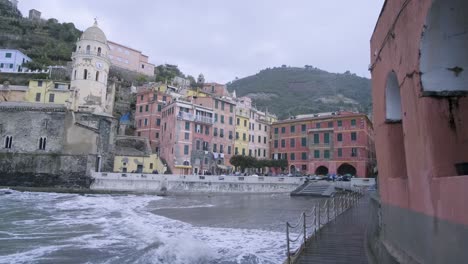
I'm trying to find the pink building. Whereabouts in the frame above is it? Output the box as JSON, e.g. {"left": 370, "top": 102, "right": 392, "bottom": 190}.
{"left": 159, "top": 98, "right": 215, "bottom": 175}
{"left": 368, "top": 1, "right": 468, "bottom": 263}
{"left": 134, "top": 87, "right": 170, "bottom": 153}
{"left": 201, "top": 83, "right": 230, "bottom": 97}
{"left": 108, "top": 41, "right": 155, "bottom": 76}
{"left": 193, "top": 96, "right": 236, "bottom": 170}
{"left": 270, "top": 111, "right": 375, "bottom": 177}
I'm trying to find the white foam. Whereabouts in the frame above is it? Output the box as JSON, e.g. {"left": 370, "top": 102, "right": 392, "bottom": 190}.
{"left": 0, "top": 191, "right": 290, "bottom": 264}
{"left": 0, "top": 245, "right": 65, "bottom": 264}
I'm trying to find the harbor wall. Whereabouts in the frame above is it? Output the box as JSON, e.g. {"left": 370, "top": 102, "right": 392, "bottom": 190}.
{"left": 91, "top": 172, "right": 305, "bottom": 193}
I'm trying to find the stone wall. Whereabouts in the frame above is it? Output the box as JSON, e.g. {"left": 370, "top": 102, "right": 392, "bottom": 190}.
{"left": 0, "top": 152, "right": 93, "bottom": 187}
{"left": 0, "top": 104, "right": 118, "bottom": 188}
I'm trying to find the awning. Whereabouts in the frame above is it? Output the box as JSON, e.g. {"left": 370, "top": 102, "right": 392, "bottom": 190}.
{"left": 175, "top": 165, "right": 192, "bottom": 169}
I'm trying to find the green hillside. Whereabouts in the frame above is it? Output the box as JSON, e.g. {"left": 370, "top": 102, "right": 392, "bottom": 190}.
{"left": 0, "top": 0, "right": 81, "bottom": 69}
{"left": 227, "top": 66, "right": 371, "bottom": 119}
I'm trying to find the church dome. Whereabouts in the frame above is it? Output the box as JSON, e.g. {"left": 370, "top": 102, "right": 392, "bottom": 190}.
{"left": 80, "top": 20, "right": 107, "bottom": 44}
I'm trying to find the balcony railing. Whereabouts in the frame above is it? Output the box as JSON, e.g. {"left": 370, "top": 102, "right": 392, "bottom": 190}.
{"left": 194, "top": 115, "right": 214, "bottom": 124}
{"left": 177, "top": 112, "right": 214, "bottom": 124}
{"left": 71, "top": 51, "right": 110, "bottom": 62}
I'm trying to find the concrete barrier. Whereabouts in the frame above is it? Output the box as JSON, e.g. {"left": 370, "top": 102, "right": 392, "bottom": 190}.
{"left": 90, "top": 172, "right": 305, "bottom": 193}
{"left": 350, "top": 178, "right": 376, "bottom": 187}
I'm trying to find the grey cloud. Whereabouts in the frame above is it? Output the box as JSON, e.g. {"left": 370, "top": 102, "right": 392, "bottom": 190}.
{"left": 19, "top": 0, "right": 384, "bottom": 83}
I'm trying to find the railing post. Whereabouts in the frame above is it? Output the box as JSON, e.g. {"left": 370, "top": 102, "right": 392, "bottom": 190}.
{"left": 318, "top": 202, "right": 321, "bottom": 229}
{"left": 314, "top": 206, "right": 317, "bottom": 233}
{"left": 303, "top": 212, "right": 307, "bottom": 246}
{"left": 327, "top": 200, "right": 330, "bottom": 223}
{"left": 286, "top": 222, "right": 291, "bottom": 264}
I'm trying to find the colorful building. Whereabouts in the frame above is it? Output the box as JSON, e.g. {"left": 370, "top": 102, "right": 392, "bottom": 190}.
{"left": 234, "top": 96, "right": 276, "bottom": 162}
{"left": 134, "top": 84, "right": 171, "bottom": 153}
{"left": 113, "top": 137, "right": 166, "bottom": 174}
{"left": 0, "top": 49, "right": 31, "bottom": 73}
{"left": 201, "top": 82, "right": 230, "bottom": 97}
{"left": 368, "top": 1, "right": 468, "bottom": 263}
{"left": 108, "top": 41, "right": 155, "bottom": 76}
{"left": 159, "top": 97, "right": 215, "bottom": 175}
{"left": 25, "top": 80, "right": 72, "bottom": 105}
{"left": 234, "top": 100, "right": 250, "bottom": 157}
{"left": 270, "top": 111, "right": 375, "bottom": 177}
{"left": 249, "top": 108, "right": 276, "bottom": 160}
{"left": 193, "top": 95, "right": 236, "bottom": 172}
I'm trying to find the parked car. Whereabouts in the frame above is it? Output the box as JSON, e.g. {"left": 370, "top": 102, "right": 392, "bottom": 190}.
{"left": 342, "top": 175, "right": 351, "bottom": 181}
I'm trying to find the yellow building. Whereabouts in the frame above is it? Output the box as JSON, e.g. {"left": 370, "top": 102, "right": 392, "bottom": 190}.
{"left": 25, "top": 80, "right": 73, "bottom": 105}
{"left": 235, "top": 107, "right": 250, "bottom": 156}
{"left": 113, "top": 154, "right": 166, "bottom": 174}
{"left": 185, "top": 87, "right": 209, "bottom": 98}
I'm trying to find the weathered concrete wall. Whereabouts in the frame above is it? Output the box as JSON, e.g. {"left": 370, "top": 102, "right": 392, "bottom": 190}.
{"left": 91, "top": 172, "right": 304, "bottom": 193}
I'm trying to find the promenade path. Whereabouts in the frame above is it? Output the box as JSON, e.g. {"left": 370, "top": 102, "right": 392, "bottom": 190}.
{"left": 294, "top": 195, "right": 370, "bottom": 264}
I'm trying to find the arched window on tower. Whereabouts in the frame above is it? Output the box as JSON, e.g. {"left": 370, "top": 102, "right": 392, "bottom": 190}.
{"left": 97, "top": 47, "right": 101, "bottom": 56}
{"left": 96, "top": 71, "right": 100, "bottom": 82}
{"left": 86, "top": 45, "right": 91, "bottom": 54}
{"left": 74, "top": 70, "right": 76, "bottom": 80}
{"left": 84, "top": 69, "right": 88, "bottom": 80}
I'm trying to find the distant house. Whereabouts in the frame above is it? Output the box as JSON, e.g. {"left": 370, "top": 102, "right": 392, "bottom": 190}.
{"left": 0, "top": 49, "right": 31, "bottom": 73}
{"left": 113, "top": 136, "right": 166, "bottom": 174}
{"left": 28, "top": 9, "right": 41, "bottom": 21}
{"left": 107, "top": 41, "right": 155, "bottom": 77}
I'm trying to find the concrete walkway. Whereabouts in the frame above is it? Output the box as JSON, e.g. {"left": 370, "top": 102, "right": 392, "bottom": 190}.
{"left": 295, "top": 195, "right": 370, "bottom": 264}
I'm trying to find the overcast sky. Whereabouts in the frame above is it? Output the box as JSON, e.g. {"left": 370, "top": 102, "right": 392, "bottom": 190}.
{"left": 18, "top": 0, "right": 384, "bottom": 83}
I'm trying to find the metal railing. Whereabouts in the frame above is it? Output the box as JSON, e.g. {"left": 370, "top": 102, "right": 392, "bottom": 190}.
{"left": 285, "top": 189, "right": 364, "bottom": 264}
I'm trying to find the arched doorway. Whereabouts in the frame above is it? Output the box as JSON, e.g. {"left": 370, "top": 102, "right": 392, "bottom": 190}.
{"left": 420, "top": 0, "right": 468, "bottom": 93}
{"left": 315, "top": 166, "right": 329, "bottom": 176}
{"left": 337, "top": 163, "right": 357, "bottom": 176}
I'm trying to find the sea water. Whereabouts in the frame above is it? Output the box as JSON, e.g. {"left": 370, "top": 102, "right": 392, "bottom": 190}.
{"left": 0, "top": 190, "right": 321, "bottom": 264}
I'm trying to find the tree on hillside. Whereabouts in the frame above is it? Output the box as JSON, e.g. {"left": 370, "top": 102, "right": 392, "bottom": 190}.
{"left": 187, "top": 75, "right": 196, "bottom": 87}
{"left": 154, "top": 64, "right": 185, "bottom": 83}
{"left": 0, "top": 0, "right": 22, "bottom": 18}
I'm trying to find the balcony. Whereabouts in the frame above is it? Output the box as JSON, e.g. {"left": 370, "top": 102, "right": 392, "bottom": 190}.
{"left": 177, "top": 112, "right": 214, "bottom": 125}
{"left": 194, "top": 115, "right": 214, "bottom": 124}
{"left": 71, "top": 50, "right": 110, "bottom": 63}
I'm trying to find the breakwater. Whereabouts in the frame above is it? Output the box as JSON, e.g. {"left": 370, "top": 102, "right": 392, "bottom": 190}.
{"left": 91, "top": 172, "right": 305, "bottom": 193}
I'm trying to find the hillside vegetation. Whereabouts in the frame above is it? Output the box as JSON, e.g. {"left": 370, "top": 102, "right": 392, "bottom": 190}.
{"left": 227, "top": 66, "right": 371, "bottom": 119}
{"left": 0, "top": 0, "right": 81, "bottom": 69}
